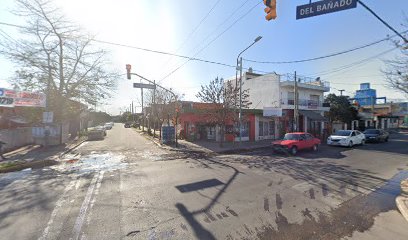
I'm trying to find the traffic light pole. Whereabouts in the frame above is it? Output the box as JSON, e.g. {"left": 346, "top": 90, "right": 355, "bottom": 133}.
{"left": 130, "top": 72, "right": 178, "bottom": 147}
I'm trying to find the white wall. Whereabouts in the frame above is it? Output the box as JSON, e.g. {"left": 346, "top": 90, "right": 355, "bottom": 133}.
{"left": 241, "top": 73, "right": 281, "bottom": 109}
{"left": 281, "top": 86, "right": 325, "bottom": 103}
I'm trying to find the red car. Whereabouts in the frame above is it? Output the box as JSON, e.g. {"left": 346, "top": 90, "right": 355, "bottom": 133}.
{"left": 272, "top": 132, "right": 321, "bottom": 155}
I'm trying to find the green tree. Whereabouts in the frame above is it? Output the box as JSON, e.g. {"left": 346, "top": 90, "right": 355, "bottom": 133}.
{"left": 324, "top": 94, "right": 359, "bottom": 125}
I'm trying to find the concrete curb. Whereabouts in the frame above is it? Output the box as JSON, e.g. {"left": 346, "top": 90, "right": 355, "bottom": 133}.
{"left": 134, "top": 128, "right": 272, "bottom": 154}
{"left": 59, "top": 138, "right": 87, "bottom": 159}
{"left": 396, "top": 196, "right": 408, "bottom": 222}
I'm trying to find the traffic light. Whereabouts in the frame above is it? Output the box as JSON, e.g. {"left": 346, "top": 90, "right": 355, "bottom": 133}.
{"left": 263, "top": 0, "right": 277, "bottom": 21}
{"left": 126, "top": 64, "right": 131, "bottom": 80}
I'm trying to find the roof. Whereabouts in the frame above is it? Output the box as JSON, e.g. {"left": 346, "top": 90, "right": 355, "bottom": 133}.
{"left": 299, "top": 110, "right": 328, "bottom": 121}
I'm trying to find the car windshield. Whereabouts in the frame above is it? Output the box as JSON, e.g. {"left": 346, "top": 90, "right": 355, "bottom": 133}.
{"left": 364, "top": 129, "right": 380, "bottom": 134}
{"left": 283, "top": 134, "right": 300, "bottom": 140}
{"left": 333, "top": 130, "right": 351, "bottom": 136}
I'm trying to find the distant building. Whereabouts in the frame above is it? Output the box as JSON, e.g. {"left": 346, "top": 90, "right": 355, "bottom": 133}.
{"left": 353, "top": 83, "right": 387, "bottom": 106}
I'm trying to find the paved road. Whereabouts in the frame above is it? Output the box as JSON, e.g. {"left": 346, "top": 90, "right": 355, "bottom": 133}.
{"left": 0, "top": 125, "right": 407, "bottom": 239}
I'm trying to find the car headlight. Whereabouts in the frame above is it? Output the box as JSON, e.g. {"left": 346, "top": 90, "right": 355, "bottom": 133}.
{"left": 327, "top": 137, "right": 331, "bottom": 141}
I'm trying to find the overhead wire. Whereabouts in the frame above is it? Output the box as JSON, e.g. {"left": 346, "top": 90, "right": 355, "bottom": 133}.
{"left": 243, "top": 30, "right": 408, "bottom": 64}
{"left": 159, "top": 1, "right": 262, "bottom": 81}
{"left": 159, "top": 0, "right": 223, "bottom": 76}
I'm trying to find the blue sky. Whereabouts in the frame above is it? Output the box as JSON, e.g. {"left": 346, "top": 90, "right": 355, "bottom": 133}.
{"left": 0, "top": 0, "right": 407, "bottom": 114}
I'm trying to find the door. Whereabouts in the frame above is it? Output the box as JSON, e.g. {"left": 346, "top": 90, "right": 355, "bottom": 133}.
{"left": 298, "top": 134, "right": 308, "bottom": 149}
{"left": 305, "top": 133, "right": 316, "bottom": 148}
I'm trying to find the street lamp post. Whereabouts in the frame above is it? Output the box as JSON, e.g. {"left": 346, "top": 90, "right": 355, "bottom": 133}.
{"left": 236, "top": 36, "right": 262, "bottom": 145}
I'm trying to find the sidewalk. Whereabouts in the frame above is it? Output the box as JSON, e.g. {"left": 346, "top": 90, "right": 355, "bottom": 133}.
{"left": 0, "top": 137, "right": 86, "bottom": 173}
{"left": 134, "top": 128, "right": 272, "bottom": 153}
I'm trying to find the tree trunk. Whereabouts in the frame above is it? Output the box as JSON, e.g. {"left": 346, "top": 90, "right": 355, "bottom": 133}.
{"left": 219, "top": 125, "right": 224, "bottom": 148}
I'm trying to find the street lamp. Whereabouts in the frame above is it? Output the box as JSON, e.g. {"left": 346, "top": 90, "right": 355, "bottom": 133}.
{"left": 235, "top": 36, "right": 262, "bottom": 144}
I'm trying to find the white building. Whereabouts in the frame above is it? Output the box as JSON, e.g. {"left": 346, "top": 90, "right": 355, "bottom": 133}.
{"left": 226, "top": 71, "right": 330, "bottom": 140}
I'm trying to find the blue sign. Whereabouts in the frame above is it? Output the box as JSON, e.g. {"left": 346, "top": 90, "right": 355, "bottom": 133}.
{"left": 296, "top": 0, "right": 358, "bottom": 20}
{"left": 0, "top": 88, "right": 4, "bottom": 97}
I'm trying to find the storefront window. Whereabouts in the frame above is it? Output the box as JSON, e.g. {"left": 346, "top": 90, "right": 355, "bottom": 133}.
{"left": 259, "top": 121, "right": 264, "bottom": 136}
{"left": 269, "top": 120, "right": 275, "bottom": 136}
{"left": 263, "top": 122, "right": 268, "bottom": 136}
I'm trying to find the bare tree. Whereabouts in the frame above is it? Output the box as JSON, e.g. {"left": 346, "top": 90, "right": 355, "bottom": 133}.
{"left": 0, "top": 0, "right": 117, "bottom": 122}
{"left": 196, "top": 77, "right": 250, "bottom": 147}
{"left": 383, "top": 48, "right": 408, "bottom": 96}
{"left": 383, "top": 19, "right": 408, "bottom": 96}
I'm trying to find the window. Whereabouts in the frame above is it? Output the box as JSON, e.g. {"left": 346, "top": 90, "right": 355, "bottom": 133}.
{"left": 263, "top": 122, "right": 268, "bottom": 136}
{"left": 351, "top": 132, "right": 356, "bottom": 136}
{"left": 242, "top": 122, "right": 249, "bottom": 137}
{"left": 269, "top": 121, "right": 275, "bottom": 136}
{"left": 299, "top": 134, "right": 306, "bottom": 140}
{"left": 259, "top": 121, "right": 264, "bottom": 136}
{"left": 306, "top": 134, "right": 314, "bottom": 140}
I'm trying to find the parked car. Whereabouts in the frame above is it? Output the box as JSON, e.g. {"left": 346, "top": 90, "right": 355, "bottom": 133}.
{"left": 363, "top": 129, "right": 389, "bottom": 143}
{"left": 104, "top": 122, "right": 113, "bottom": 130}
{"left": 124, "top": 122, "right": 131, "bottom": 128}
{"left": 272, "top": 132, "right": 321, "bottom": 155}
{"left": 87, "top": 127, "right": 106, "bottom": 140}
{"left": 96, "top": 125, "right": 107, "bottom": 136}
{"left": 327, "top": 130, "right": 365, "bottom": 147}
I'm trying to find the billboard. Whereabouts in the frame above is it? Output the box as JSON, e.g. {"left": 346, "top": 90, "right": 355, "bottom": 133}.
{"left": 0, "top": 88, "right": 46, "bottom": 108}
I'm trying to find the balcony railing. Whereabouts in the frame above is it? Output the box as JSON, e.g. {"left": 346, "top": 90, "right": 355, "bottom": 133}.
{"left": 282, "top": 99, "right": 323, "bottom": 109}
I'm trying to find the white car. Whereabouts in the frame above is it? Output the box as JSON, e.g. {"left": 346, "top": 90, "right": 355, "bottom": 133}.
{"left": 327, "top": 130, "right": 365, "bottom": 147}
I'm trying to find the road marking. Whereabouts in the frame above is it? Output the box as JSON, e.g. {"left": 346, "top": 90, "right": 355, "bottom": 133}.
{"left": 39, "top": 178, "right": 79, "bottom": 240}
{"left": 71, "top": 172, "right": 102, "bottom": 240}
{"left": 86, "top": 170, "right": 105, "bottom": 225}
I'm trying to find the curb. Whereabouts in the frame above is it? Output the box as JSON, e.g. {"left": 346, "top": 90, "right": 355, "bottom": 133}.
{"left": 396, "top": 196, "right": 408, "bottom": 222}
{"left": 59, "top": 138, "right": 87, "bottom": 159}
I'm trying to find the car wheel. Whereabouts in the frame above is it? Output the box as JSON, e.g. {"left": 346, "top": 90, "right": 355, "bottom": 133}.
{"left": 348, "top": 141, "right": 353, "bottom": 148}
{"left": 291, "top": 146, "right": 298, "bottom": 155}
{"left": 312, "top": 144, "right": 319, "bottom": 152}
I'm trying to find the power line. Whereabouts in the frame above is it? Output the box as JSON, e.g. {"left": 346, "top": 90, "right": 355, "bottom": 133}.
{"left": 159, "top": 0, "right": 223, "bottom": 74}
{"left": 243, "top": 30, "right": 407, "bottom": 64}
{"left": 159, "top": 1, "right": 262, "bottom": 81}
{"left": 307, "top": 47, "right": 397, "bottom": 78}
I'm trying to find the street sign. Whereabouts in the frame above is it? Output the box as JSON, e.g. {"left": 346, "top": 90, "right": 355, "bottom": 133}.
{"left": 296, "top": 0, "right": 357, "bottom": 20}
{"left": 133, "top": 83, "right": 156, "bottom": 89}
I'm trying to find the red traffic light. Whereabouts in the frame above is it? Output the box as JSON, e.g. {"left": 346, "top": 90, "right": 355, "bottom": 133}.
{"left": 126, "top": 64, "right": 131, "bottom": 80}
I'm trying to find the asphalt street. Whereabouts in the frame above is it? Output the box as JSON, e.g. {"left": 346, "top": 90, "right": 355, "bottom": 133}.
{"left": 0, "top": 124, "right": 408, "bottom": 240}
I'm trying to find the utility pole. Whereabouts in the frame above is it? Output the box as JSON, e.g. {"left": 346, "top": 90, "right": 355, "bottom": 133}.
{"left": 141, "top": 87, "right": 144, "bottom": 132}
{"left": 131, "top": 101, "right": 134, "bottom": 122}
{"left": 238, "top": 57, "right": 243, "bottom": 145}
{"left": 294, "top": 71, "right": 299, "bottom": 132}
{"left": 339, "top": 89, "right": 345, "bottom": 96}
{"left": 152, "top": 80, "right": 156, "bottom": 138}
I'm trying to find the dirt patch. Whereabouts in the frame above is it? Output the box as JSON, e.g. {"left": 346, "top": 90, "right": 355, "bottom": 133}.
{"left": 0, "top": 160, "right": 58, "bottom": 173}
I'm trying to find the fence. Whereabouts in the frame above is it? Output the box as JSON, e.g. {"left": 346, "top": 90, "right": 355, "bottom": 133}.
{"left": 0, "top": 127, "right": 34, "bottom": 151}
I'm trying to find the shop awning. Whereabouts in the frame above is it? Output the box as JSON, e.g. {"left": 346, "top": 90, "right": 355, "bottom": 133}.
{"left": 299, "top": 110, "right": 328, "bottom": 121}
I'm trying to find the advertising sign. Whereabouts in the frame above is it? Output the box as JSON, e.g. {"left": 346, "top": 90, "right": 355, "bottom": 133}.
{"left": 0, "top": 88, "right": 46, "bottom": 108}
{"left": 14, "top": 91, "right": 46, "bottom": 107}
{"left": 0, "top": 88, "right": 15, "bottom": 108}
